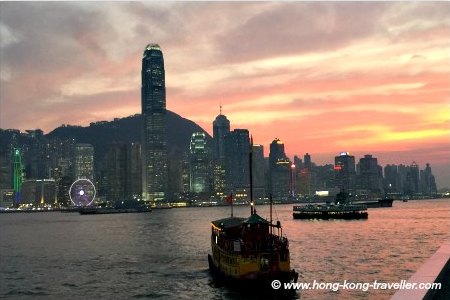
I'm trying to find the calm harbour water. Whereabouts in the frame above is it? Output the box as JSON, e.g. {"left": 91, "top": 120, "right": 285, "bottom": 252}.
{"left": 0, "top": 200, "right": 449, "bottom": 300}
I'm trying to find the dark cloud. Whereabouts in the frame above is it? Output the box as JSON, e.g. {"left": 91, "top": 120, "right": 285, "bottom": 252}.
{"left": 0, "top": 2, "right": 123, "bottom": 130}
{"left": 125, "top": 2, "right": 182, "bottom": 48}
{"left": 0, "top": 2, "right": 109, "bottom": 72}
{"left": 214, "top": 2, "right": 390, "bottom": 63}
{"left": 124, "top": 2, "right": 220, "bottom": 50}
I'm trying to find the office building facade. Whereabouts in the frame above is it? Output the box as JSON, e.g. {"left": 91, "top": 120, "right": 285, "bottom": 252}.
{"left": 101, "top": 143, "right": 142, "bottom": 202}
{"left": 190, "top": 132, "right": 210, "bottom": 193}
{"left": 224, "top": 129, "right": 250, "bottom": 200}
{"left": 74, "top": 143, "right": 94, "bottom": 181}
{"left": 358, "top": 154, "right": 383, "bottom": 196}
{"left": 269, "top": 138, "right": 291, "bottom": 202}
{"left": 334, "top": 152, "right": 356, "bottom": 193}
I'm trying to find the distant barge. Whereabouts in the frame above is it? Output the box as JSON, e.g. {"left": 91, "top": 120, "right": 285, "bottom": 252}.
{"left": 293, "top": 204, "right": 368, "bottom": 220}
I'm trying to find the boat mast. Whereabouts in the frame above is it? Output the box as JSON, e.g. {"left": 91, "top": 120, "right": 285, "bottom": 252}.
{"left": 270, "top": 194, "right": 273, "bottom": 235}
{"left": 231, "top": 193, "right": 233, "bottom": 217}
{"left": 249, "top": 135, "right": 254, "bottom": 215}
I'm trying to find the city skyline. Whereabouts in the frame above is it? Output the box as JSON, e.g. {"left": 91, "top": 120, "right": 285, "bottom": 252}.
{"left": 0, "top": 2, "right": 449, "bottom": 187}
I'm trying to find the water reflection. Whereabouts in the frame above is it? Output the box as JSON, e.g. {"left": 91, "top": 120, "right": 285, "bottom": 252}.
{"left": 0, "top": 200, "right": 448, "bottom": 299}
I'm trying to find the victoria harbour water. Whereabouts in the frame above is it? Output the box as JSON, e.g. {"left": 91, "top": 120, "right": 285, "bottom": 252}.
{"left": 0, "top": 200, "right": 449, "bottom": 299}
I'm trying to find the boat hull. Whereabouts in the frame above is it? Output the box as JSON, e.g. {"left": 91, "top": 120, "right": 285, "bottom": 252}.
{"left": 293, "top": 211, "right": 368, "bottom": 220}
{"left": 208, "top": 254, "right": 298, "bottom": 295}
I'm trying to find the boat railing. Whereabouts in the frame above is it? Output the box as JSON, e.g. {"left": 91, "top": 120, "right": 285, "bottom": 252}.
{"left": 213, "top": 232, "right": 289, "bottom": 254}
{"left": 243, "top": 234, "right": 289, "bottom": 253}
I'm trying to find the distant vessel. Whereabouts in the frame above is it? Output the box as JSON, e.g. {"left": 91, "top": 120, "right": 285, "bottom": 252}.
{"left": 208, "top": 139, "right": 298, "bottom": 293}
{"left": 79, "top": 199, "right": 151, "bottom": 215}
{"left": 293, "top": 203, "right": 368, "bottom": 220}
{"left": 293, "top": 191, "right": 368, "bottom": 220}
{"left": 353, "top": 197, "right": 394, "bottom": 208}
{"left": 152, "top": 203, "right": 173, "bottom": 209}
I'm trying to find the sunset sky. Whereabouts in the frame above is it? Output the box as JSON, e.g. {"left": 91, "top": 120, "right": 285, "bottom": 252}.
{"left": 1, "top": 2, "right": 449, "bottom": 187}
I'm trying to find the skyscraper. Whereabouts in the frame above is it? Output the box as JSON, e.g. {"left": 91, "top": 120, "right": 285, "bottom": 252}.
{"left": 269, "top": 138, "right": 291, "bottom": 202}
{"left": 101, "top": 143, "right": 142, "bottom": 202}
{"left": 384, "top": 164, "right": 399, "bottom": 194}
{"left": 397, "top": 164, "right": 409, "bottom": 194}
{"left": 299, "top": 153, "right": 315, "bottom": 195}
{"left": 212, "top": 111, "right": 230, "bottom": 199}
{"left": 304, "top": 153, "right": 312, "bottom": 170}
{"left": 334, "top": 152, "right": 356, "bottom": 193}
{"left": 224, "top": 129, "right": 250, "bottom": 200}
{"left": 269, "top": 138, "right": 286, "bottom": 167}
{"left": 213, "top": 111, "right": 230, "bottom": 161}
{"left": 406, "top": 162, "right": 420, "bottom": 195}
{"left": 252, "top": 144, "right": 266, "bottom": 200}
{"left": 293, "top": 155, "right": 303, "bottom": 171}
{"left": 358, "top": 154, "right": 383, "bottom": 196}
{"left": 189, "top": 132, "right": 210, "bottom": 193}
{"left": 141, "top": 44, "right": 168, "bottom": 202}
{"left": 74, "top": 144, "right": 94, "bottom": 181}
{"left": 421, "top": 163, "right": 437, "bottom": 196}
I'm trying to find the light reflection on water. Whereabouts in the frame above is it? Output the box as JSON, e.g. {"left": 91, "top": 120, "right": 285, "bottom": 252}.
{"left": 0, "top": 200, "right": 448, "bottom": 299}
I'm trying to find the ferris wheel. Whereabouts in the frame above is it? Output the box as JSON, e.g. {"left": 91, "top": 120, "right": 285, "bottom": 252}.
{"left": 69, "top": 178, "right": 96, "bottom": 206}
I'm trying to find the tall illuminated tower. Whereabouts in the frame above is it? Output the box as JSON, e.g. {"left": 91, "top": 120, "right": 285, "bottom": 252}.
{"left": 141, "top": 43, "right": 168, "bottom": 202}
{"left": 213, "top": 109, "right": 230, "bottom": 161}
{"left": 12, "top": 148, "right": 24, "bottom": 204}
{"left": 212, "top": 110, "right": 230, "bottom": 199}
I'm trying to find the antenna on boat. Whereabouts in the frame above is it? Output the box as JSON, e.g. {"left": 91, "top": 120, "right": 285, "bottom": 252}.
{"left": 249, "top": 135, "right": 254, "bottom": 215}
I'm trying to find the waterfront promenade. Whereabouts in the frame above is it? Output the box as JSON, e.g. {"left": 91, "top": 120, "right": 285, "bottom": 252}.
{"left": 391, "top": 240, "right": 450, "bottom": 300}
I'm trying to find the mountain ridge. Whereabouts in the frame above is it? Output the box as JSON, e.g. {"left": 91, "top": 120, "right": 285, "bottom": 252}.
{"left": 1, "top": 110, "right": 212, "bottom": 166}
